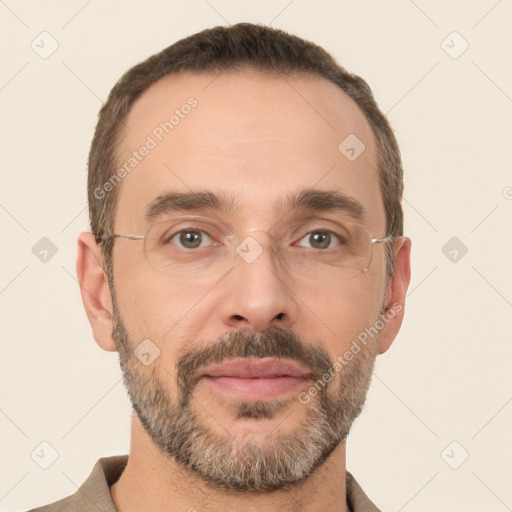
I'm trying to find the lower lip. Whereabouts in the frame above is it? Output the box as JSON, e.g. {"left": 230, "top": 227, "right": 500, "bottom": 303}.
{"left": 203, "top": 376, "right": 308, "bottom": 401}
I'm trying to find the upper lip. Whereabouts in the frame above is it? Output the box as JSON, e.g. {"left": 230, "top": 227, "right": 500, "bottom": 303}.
{"left": 202, "top": 358, "right": 311, "bottom": 379}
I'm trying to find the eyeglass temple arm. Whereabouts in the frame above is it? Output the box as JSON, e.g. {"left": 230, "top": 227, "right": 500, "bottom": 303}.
{"left": 101, "top": 234, "right": 146, "bottom": 241}
{"left": 103, "top": 233, "right": 397, "bottom": 243}
{"left": 371, "top": 235, "right": 396, "bottom": 244}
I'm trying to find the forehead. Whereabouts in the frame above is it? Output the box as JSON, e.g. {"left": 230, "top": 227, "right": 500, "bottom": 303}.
{"left": 114, "top": 69, "right": 383, "bottom": 232}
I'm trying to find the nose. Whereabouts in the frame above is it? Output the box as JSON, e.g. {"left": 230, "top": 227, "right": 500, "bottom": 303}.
{"left": 218, "top": 233, "right": 299, "bottom": 332}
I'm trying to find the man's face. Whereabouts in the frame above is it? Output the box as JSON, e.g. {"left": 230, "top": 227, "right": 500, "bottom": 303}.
{"left": 110, "top": 70, "right": 391, "bottom": 490}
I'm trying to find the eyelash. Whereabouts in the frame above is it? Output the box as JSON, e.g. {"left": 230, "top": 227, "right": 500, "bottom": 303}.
{"left": 168, "top": 229, "right": 215, "bottom": 249}
{"left": 295, "top": 230, "right": 343, "bottom": 249}
{"left": 165, "top": 227, "right": 344, "bottom": 250}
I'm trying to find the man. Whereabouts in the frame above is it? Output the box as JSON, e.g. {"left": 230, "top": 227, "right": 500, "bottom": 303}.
{"left": 30, "top": 23, "right": 411, "bottom": 512}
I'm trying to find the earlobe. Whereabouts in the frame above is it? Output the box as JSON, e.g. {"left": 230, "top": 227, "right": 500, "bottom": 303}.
{"left": 76, "top": 232, "right": 116, "bottom": 352}
{"left": 378, "top": 236, "right": 412, "bottom": 354}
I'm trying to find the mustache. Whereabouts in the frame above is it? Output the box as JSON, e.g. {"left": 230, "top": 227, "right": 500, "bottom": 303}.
{"left": 176, "top": 326, "right": 333, "bottom": 398}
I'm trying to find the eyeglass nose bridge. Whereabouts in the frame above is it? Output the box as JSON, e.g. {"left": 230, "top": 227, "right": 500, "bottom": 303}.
{"left": 136, "top": 223, "right": 388, "bottom": 284}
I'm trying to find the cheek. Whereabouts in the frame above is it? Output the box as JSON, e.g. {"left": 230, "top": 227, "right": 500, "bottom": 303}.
{"left": 112, "top": 248, "right": 214, "bottom": 353}
{"left": 296, "top": 276, "right": 384, "bottom": 356}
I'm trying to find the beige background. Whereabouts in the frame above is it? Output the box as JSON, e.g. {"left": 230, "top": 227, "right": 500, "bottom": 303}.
{"left": 1, "top": 1, "right": 511, "bottom": 511}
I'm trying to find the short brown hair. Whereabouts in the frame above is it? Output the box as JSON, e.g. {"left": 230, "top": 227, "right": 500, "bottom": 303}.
{"left": 88, "top": 23, "right": 404, "bottom": 278}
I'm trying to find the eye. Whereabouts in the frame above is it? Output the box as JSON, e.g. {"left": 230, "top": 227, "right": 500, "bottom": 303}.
{"left": 169, "top": 229, "right": 213, "bottom": 249}
{"left": 296, "top": 230, "right": 342, "bottom": 250}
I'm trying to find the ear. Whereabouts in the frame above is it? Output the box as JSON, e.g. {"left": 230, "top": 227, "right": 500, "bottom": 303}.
{"left": 76, "top": 232, "right": 116, "bottom": 352}
{"left": 378, "top": 236, "right": 412, "bottom": 354}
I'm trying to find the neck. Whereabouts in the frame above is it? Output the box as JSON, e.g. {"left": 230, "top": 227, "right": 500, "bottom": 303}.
{"left": 111, "top": 412, "right": 349, "bottom": 512}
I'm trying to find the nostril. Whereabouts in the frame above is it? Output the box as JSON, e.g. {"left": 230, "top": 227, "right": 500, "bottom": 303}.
{"left": 274, "top": 312, "right": 285, "bottom": 321}
{"left": 232, "top": 314, "right": 246, "bottom": 322}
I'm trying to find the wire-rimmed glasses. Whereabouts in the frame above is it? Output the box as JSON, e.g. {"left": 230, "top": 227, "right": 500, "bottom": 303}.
{"left": 102, "top": 217, "right": 394, "bottom": 283}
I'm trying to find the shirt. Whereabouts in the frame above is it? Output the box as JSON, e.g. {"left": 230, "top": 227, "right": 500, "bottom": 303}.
{"left": 27, "top": 455, "right": 382, "bottom": 512}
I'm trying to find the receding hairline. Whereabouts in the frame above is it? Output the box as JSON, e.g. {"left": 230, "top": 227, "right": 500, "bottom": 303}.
{"left": 111, "top": 67, "right": 379, "bottom": 233}
{"left": 114, "top": 66, "right": 377, "bottom": 170}
{"left": 123, "top": 66, "right": 369, "bottom": 118}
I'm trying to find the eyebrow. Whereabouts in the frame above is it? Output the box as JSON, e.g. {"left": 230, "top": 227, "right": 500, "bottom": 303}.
{"left": 283, "top": 189, "right": 364, "bottom": 221}
{"left": 144, "top": 189, "right": 364, "bottom": 224}
{"left": 145, "top": 191, "right": 236, "bottom": 223}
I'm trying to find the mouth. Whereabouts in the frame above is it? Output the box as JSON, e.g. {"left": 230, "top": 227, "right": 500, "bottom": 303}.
{"left": 201, "top": 357, "right": 312, "bottom": 401}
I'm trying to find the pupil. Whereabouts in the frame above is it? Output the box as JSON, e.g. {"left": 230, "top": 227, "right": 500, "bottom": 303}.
{"left": 311, "top": 232, "right": 330, "bottom": 249}
{"left": 180, "top": 231, "right": 202, "bottom": 248}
